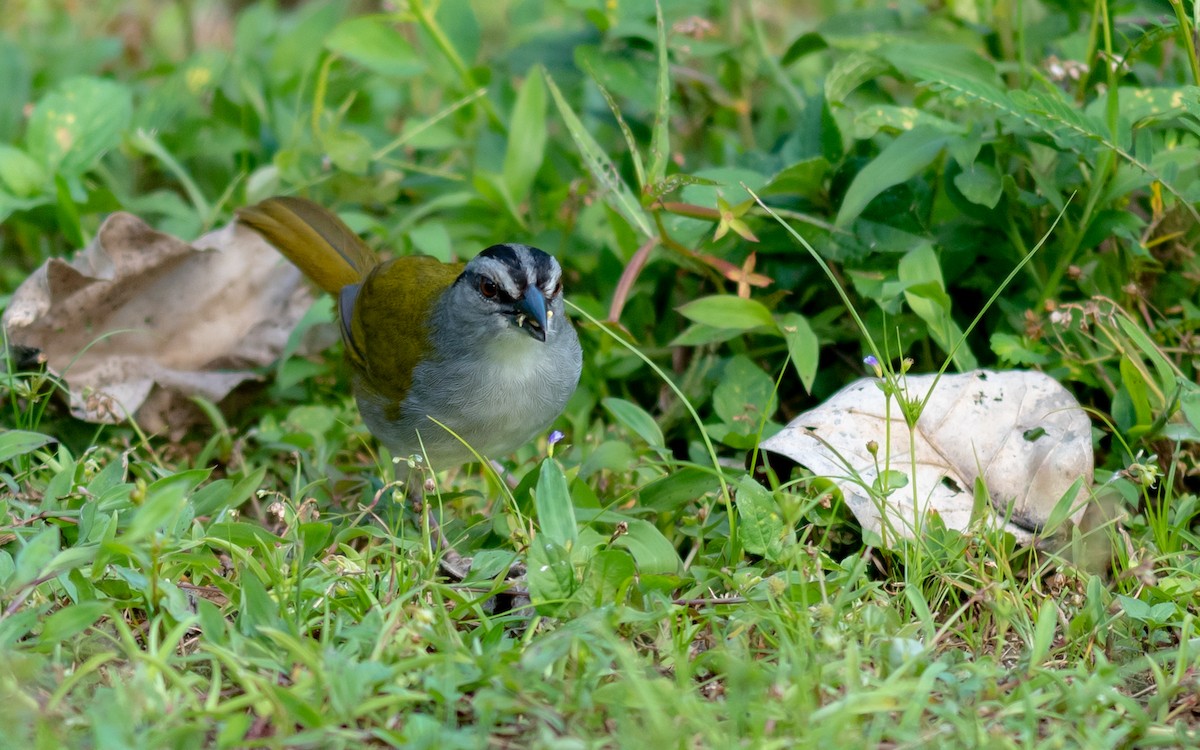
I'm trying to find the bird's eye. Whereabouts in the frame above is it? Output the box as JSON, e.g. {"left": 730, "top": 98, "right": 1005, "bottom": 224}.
{"left": 551, "top": 280, "right": 563, "bottom": 297}
{"left": 478, "top": 276, "right": 499, "bottom": 299}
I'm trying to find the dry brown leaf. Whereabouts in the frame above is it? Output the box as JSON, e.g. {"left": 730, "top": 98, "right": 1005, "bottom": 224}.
{"left": 760, "top": 369, "right": 1094, "bottom": 546}
{"left": 3, "top": 212, "right": 313, "bottom": 433}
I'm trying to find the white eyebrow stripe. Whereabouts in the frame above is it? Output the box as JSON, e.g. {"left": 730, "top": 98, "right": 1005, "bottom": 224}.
{"left": 471, "top": 257, "right": 525, "bottom": 296}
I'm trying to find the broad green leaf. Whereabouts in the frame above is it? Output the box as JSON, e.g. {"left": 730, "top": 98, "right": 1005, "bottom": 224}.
{"left": 297, "top": 522, "right": 333, "bottom": 564}
{"left": 602, "top": 397, "right": 665, "bottom": 450}
{"left": 191, "top": 466, "right": 267, "bottom": 518}
{"left": 669, "top": 323, "right": 745, "bottom": 347}
{"left": 125, "top": 469, "right": 209, "bottom": 543}
{"left": 713, "top": 355, "right": 778, "bottom": 434}
{"left": 0, "top": 144, "right": 46, "bottom": 197}
{"left": 465, "top": 549, "right": 519, "bottom": 582}
{"left": 1118, "top": 355, "right": 1153, "bottom": 430}
{"left": 734, "top": 476, "right": 792, "bottom": 561}
{"left": 825, "top": 52, "right": 890, "bottom": 105}
{"left": 762, "top": 157, "right": 830, "bottom": 197}
{"left": 38, "top": 601, "right": 108, "bottom": 645}
{"left": 527, "top": 538, "right": 578, "bottom": 612}
{"left": 0, "top": 39, "right": 30, "bottom": 141}
{"left": 236, "top": 569, "right": 283, "bottom": 636}
{"left": 502, "top": 71, "right": 548, "bottom": 207}
{"left": 26, "top": 76, "right": 132, "bottom": 177}
{"left": 781, "top": 31, "right": 828, "bottom": 66}
{"left": 583, "top": 549, "right": 635, "bottom": 606}
{"left": 677, "top": 295, "right": 774, "bottom": 331}
{"left": 534, "top": 459, "right": 577, "bottom": 547}
{"left": 852, "top": 105, "right": 964, "bottom": 140}
{"left": 321, "top": 127, "right": 372, "bottom": 174}
{"left": 836, "top": 126, "right": 948, "bottom": 226}
{"left": 12, "top": 527, "right": 59, "bottom": 591}
{"left": 0, "top": 430, "right": 55, "bottom": 464}
{"left": 779, "top": 312, "right": 819, "bottom": 394}
{"left": 953, "top": 161, "right": 1003, "bottom": 208}
{"left": 613, "top": 519, "right": 679, "bottom": 574}
{"left": 1029, "top": 598, "right": 1059, "bottom": 667}
{"left": 898, "top": 244, "right": 977, "bottom": 371}
{"left": 679, "top": 166, "right": 767, "bottom": 209}
{"left": 640, "top": 468, "right": 720, "bottom": 511}
{"left": 579, "top": 440, "right": 636, "bottom": 479}
{"left": 1180, "top": 382, "right": 1200, "bottom": 433}
{"left": 545, "top": 70, "right": 653, "bottom": 237}
{"left": 325, "top": 16, "right": 425, "bottom": 77}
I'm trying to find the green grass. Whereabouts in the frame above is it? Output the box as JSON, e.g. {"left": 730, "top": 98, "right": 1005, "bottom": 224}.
{"left": 2, "top": 0, "right": 1200, "bottom": 747}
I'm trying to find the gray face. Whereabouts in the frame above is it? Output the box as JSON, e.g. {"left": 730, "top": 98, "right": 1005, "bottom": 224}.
{"left": 441, "top": 243, "right": 567, "bottom": 342}
{"left": 368, "top": 242, "right": 581, "bottom": 467}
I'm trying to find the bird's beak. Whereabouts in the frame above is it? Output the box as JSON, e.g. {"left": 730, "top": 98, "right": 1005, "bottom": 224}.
{"left": 516, "top": 286, "right": 548, "bottom": 342}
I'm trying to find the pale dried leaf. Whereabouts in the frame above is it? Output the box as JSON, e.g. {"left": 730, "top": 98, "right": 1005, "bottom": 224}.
{"left": 3, "top": 212, "right": 313, "bottom": 433}
{"left": 759, "top": 369, "right": 1093, "bottom": 546}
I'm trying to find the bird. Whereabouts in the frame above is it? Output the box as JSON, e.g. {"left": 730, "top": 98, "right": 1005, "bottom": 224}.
{"left": 237, "top": 196, "right": 582, "bottom": 477}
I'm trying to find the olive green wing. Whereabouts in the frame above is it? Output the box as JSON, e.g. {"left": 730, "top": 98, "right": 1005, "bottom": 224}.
{"left": 344, "top": 256, "right": 465, "bottom": 409}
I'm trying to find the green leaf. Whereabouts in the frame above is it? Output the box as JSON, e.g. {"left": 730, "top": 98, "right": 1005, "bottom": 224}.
{"left": 647, "top": 0, "right": 670, "bottom": 185}
{"left": 502, "top": 70, "right": 548, "bottom": 207}
{"left": 1180, "top": 383, "right": 1200, "bottom": 434}
{"left": 677, "top": 295, "right": 774, "bottom": 331}
{"left": 594, "top": 80, "right": 646, "bottom": 190}
{"left": 0, "top": 144, "right": 47, "bottom": 197}
{"left": 734, "top": 476, "right": 792, "bottom": 561}
{"left": 325, "top": 16, "right": 426, "bottom": 77}
{"left": 602, "top": 397, "right": 665, "bottom": 450}
{"left": 640, "top": 468, "right": 719, "bottom": 511}
{"left": 0, "top": 39, "right": 30, "bottom": 142}
{"left": 1118, "top": 356, "right": 1153, "bottom": 430}
{"left": 0, "top": 430, "right": 56, "bottom": 464}
{"left": 1030, "top": 598, "right": 1058, "bottom": 667}
{"left": 38, "top": 601, "right": 108, "bottom": 645}
{"left": 534, "top": 459, "right": 577, "bottom": 547}
{"left": 125, "top": 469, "right": 209, "bottom": 543}
{"left": 612, "top": 520, "right": 679, "bottom": 574}
{"left": 191, "top": 467, "right": 267, "bottom": 517}
{"left": 762, "top": 157, "right": 830, "bottom": 197}
{"left": 236, "top": 570, "right": 283, "bottom": 636}
{"left": 779, "top": 312, "right": 819, "bottom": 394}
{"left": 12, "top": 527, "right": 60, "bottom": 591}
{"left": 669, "top": 323, "right": 745, "bottom": 347}
{"left": 545, "top": 69, "right": 653, "bottom": 238}
{"left": 579, "top": 440, "right": 636, "bottom": 479}
{"left": 26, "top": 76, "right": 133, "bottom": 177}
{"left": 781, "top": 32, "right": 828, "bottom": 66}
{"left": 321, "top": 128, "right": 372, "bottom": 174}
{"left": 527, "top": 538, "right": 578, "bottom": 612}
{"left": 1116, "top": 316, "right": 1177, "bottom": 400}
{"left": 825, "top": 52, "right": 890, "bottom": 105}
{"left": 583, "top": 549, "right": 636, "bottom": 605}
{"left": 898, "top": 244, "right": 977, "bottom": 371}
{"left": 713, "top": 355, "right": 778, "bottom": 435}
{"left": 836, "top": 126, "right": 948, "bottom": 226}
{"left": 952, "top": 161, "right": 1002, "bottom": 208}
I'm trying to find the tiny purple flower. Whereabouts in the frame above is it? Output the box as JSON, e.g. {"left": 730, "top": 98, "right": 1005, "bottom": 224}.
{"left": 864, "top": 355, "right": 883, "bottom": 378}
{"left": 548, "top": 430, "right": 565, "bottom": 446}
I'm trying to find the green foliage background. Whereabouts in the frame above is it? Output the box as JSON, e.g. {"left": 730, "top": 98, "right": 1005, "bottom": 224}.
{"left": 1, "top": 0, "right": 1199, "bottom": 747}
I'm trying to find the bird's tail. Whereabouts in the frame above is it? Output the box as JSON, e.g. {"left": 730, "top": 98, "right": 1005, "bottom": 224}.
{"left": 237, "top": 196, "right": 376, "bottom": 294}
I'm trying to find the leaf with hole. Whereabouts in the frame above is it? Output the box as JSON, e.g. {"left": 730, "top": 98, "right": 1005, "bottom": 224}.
{"left": 759, "top": 370, "right": 1093, "bottom": 546}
